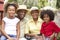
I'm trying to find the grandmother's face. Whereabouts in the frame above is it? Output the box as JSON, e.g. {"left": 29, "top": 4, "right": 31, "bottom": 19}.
{"left": 31, "top": 10, "right": 39, "bottom": 19}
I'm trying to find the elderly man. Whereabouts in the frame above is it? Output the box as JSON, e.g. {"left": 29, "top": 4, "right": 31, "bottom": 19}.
{"left": 17, "top": 5, "right": 28, "bottom": 40}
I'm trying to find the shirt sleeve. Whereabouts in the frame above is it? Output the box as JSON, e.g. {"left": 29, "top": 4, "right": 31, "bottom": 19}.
{"left": 53, "top": 22, "right": 60, "bottom": 33}
{"left": 16, "top": 18, "right": 20, "bottom": 23}
{"left": 25, "top": 22, "right": 30, "bottom": 34}
{"left": 2, "top": 17, "right": 6, "bottom": 22}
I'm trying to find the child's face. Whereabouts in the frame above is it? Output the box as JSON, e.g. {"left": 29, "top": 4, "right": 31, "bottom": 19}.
{"left": 7, "top": 6, "right": 16, "bottom": 17}
{"left": 43, "top": 14, "right": 50, "bottom": 23}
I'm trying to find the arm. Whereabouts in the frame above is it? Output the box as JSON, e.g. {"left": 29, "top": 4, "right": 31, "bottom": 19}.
{"left": 25, "top": 33, "right": 37, "bottom": 37}
{"left": 40, "top": 23, "right": 45, "bottom": 40}
{"left": 0, "top": 29, "right": 10, "bottom": 39}
{"left": 16, "top": 21, "right": 20, "bottom": 40}
{"left": 25, "top": 22, "right": 39, "bottom": 37}
{"left": 49, "top": 33, "right": 55, "bottom": 40}
{"left": 42, "top": 34, "right": 45, "bottom": 40}
{"left": 55, "top": 33, "right": 58, "bottom": 38}
{"left": 2, "top": 21, "right": 13, "bottom": 40}
{"left": 53, "top": 22, "right": 60, "bottom": 33}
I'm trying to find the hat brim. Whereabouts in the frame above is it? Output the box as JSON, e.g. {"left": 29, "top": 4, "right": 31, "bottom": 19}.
{"left": 17, "top": 9, "right": 28, "bottom": 12}
{"left": 30, "top": 10, "right": 39, "bottom": 12}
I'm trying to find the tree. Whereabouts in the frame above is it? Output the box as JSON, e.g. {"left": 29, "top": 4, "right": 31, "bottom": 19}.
{"left": 17, "top": 0, "right": 38, "bottom": 8}
{"left": 56, "top": 0, "right": 60, "bottom": 8}
{"left": 38, "top": 0, "right": 48, "bottom": 8}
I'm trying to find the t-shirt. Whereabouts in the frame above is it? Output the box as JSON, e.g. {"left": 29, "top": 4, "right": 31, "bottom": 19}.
{"left": 41, "top": 21, "right": 60, "bottom": 37}
{"left": 3, "top": 17, "right": 20, "bottom": 35}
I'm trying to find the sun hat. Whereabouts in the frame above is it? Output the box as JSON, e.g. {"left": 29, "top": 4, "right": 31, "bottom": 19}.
{"left": 17, "top": 5, "right": 28, "bottom": 11}
{"left": 30, "top": 6, "right": 39, "bottom": 12}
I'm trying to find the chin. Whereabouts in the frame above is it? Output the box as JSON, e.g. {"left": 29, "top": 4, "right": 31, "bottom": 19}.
{"left": 20, "top": 17, "right": 24, "bottom": 19}
{"left": 10, "top": 15, "right": 14, "bottom": 17}
{"left": 34, "top": 17, "right": 38, "bottom": 18}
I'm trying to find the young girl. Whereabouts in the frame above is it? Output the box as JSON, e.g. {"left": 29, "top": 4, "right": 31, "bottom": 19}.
{"left": 40, "top": 10, "right": 60, "bottom": 40}
{"left": 1, "top": 3, "right": 20, "bottom": 40}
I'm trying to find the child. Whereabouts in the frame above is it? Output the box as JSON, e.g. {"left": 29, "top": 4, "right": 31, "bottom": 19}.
{"left": 40, "top": 10, "right": 60, "bottom": 40}
{"left": 1, "top": 3, "right": 20, "bottom": 40}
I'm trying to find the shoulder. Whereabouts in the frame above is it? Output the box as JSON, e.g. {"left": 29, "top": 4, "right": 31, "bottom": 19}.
{"left": 49, "top": 21, "right": 56, "bottom": 25}
{"left": 2, "top": 17, "right": 8, "bottom": 21}
{"left": 14, "top": 17, "right": 20, "bottom": 23}
{"left": 49, "top": 21, "right": 58, "bottom": 27}
{"left": 3, "top": 17, "right": 7, "bottom": 20}
{"left": 26, "top": 19, "right": 32, "bottom": 25}
{"left": 15, "top": 17, "right": 20, "bottom": 21}
{"left": 42, "top": 21, "right": 56, "bottom": 26}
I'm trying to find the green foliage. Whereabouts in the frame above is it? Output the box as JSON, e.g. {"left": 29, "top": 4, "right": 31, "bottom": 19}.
{"left": 8, "top": 0, "right": 60, "bottom": 9}
{"left": 38, "top": 0, "right": 48, "bottom": 9}
{"left": 56, "top": 0, "right": 60, "bottom": 8}
{"left": 8, "top": 0, "right": 17, "bottom": 2}
{"left": 8, "top": 0, "right": 14, "bottom": 2}
{"left": 17, "top": 0, "right": 39, "bottom": 8}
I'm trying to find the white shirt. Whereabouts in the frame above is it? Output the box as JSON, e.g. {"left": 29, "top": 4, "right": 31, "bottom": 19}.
{"left": 3, "top": 17, "right": 20, "bottom": 35}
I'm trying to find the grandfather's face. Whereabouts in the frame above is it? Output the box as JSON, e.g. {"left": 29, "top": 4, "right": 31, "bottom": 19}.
{"left": 17, "top": 10, "right": 27, "bottom": 19}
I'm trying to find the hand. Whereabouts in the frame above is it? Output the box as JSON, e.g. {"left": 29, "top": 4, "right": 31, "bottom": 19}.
{"left": 7, "top": 37, "right": 14, "bottom": 40}
{"left": 55, "top": 33, "right": 57, "bottom": 38}
{"left": 49, "top": 33, "right": 55, "bottom": 40}
{"left": 15, "top": 38, "right": 19, "bottom": 40}
{"left": 37, "top": 36, "right": 43, "bottom": 40}
{"left": 35, "top": 35, "right": 39, "bottom": 38}
{"left": 43, "top": 37, "right": 45, "bottom": 40}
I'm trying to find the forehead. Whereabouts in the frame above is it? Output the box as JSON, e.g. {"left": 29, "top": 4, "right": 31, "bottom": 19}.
{"left": 8, "top": 6, "right": 15, "bottom": 9}
{"left": 18, "top": 10, "right": 26, "bottom": 12}
{"left": 43, "top": 14, "right": 49, "bottom": 17}
{"left": 31, "top": 10, "right": 39, "bottom": 13}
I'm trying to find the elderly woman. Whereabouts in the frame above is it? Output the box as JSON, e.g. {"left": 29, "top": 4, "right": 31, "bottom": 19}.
{"left": 25, "top": 7, "right": 43, "bottom": 40}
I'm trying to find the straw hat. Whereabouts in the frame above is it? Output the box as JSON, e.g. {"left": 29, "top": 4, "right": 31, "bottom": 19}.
{"left": 30, "top": 6, "right": 39, "bottom": 12}
{"left": 17, "top": 5, "right": 28, "bottom": 11}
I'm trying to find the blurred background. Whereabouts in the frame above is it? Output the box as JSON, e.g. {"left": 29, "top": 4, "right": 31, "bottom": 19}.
{"left": 4, "top": 0, "right": 60, "bottom": 9}
{"left": 0, "top": 0, "right": 60, "bottom": 30}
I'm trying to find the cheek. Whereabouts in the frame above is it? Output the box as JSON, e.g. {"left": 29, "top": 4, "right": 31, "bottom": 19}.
{"left": 7, "top": 11, "right": 15, "bottom": 16}
{"left": 20, "top": 13, "right": 25, "bottom": 16}
{"left": 19, "top": 14, "right": 25, "bottom": 18}
{"left": 7, "top": 9, "right": 16, "bottom": 13}
{"left": 32, "top": 13, "right": 38, "bottom": 16}
{"left": 9, "top": 13, "right": 15, "bottom": 16}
